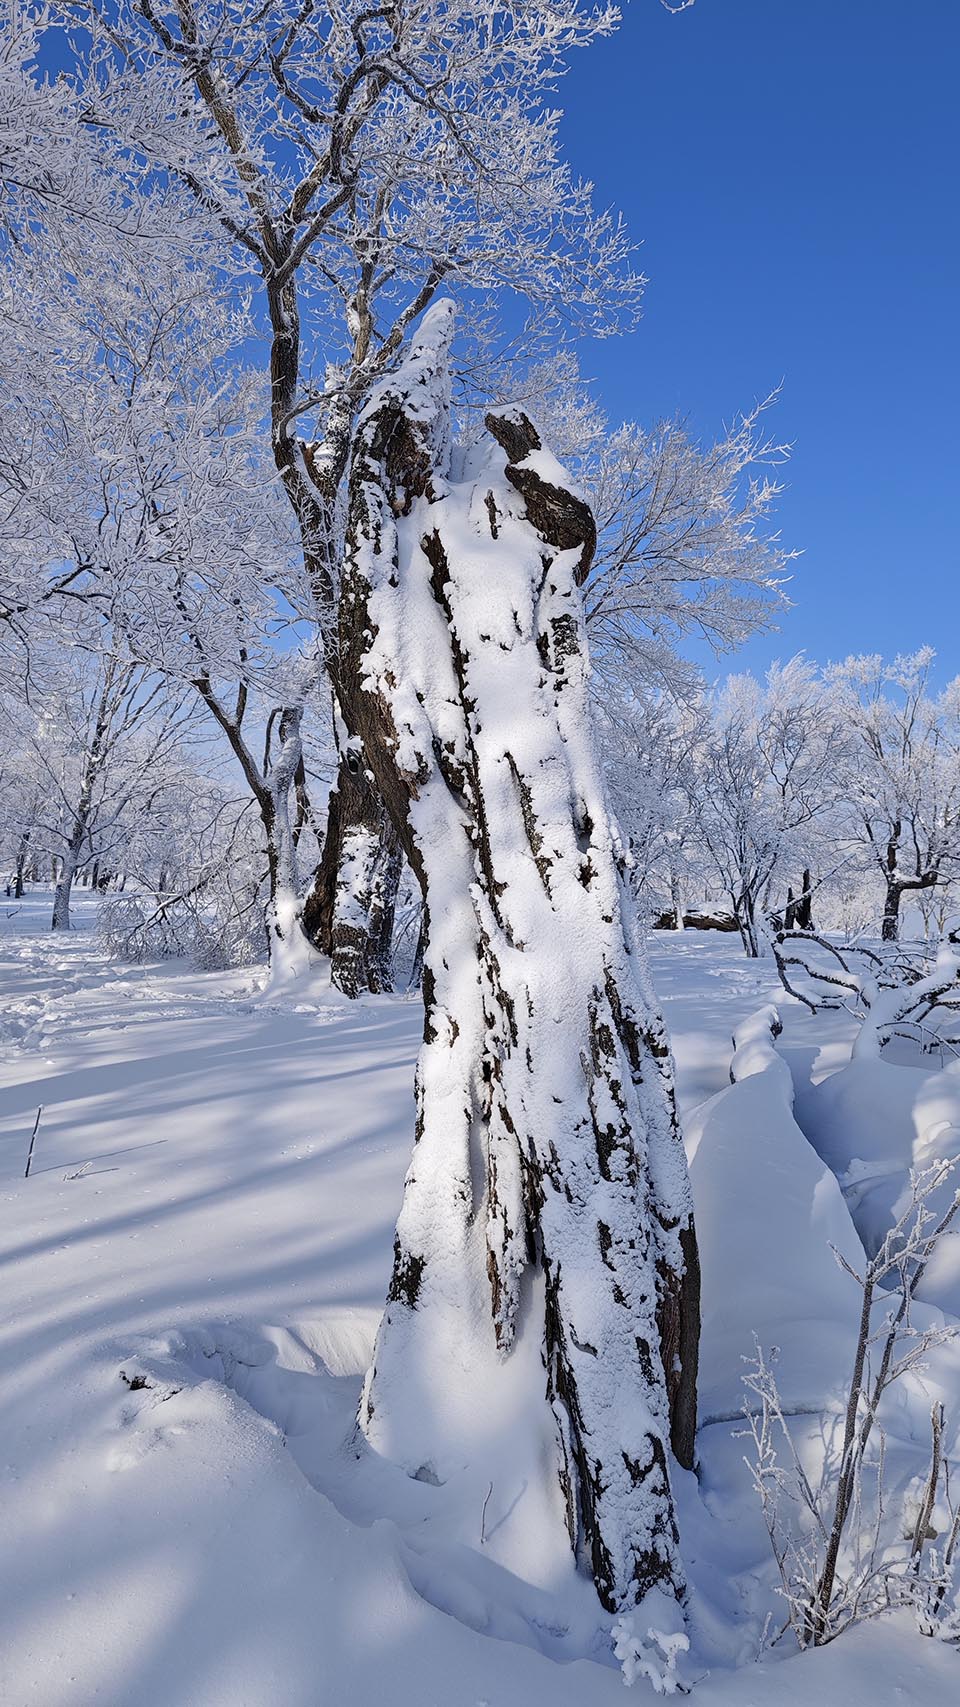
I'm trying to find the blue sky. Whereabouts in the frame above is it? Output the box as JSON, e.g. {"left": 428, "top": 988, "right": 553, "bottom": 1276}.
{"left": 560, "top": 0, "right": 959, "bottom": 684}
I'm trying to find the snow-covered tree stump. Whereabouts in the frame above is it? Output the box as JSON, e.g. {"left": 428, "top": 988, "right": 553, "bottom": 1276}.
{"left": 338, "top": 302, "right": 699, "bottom": 1617}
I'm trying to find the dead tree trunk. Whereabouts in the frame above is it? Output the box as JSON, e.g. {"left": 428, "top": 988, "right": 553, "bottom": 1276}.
{"left": 262, "top": 706, "right": 314, "bottom": 980}
{"left": 669, "top": 866, "right": 686, "bottom": 932}
{"left": 337, "top": 304, "right": 698, "bottom": 1619}
{"left": 877, "top": 822, "right": 939, "bottom": 943}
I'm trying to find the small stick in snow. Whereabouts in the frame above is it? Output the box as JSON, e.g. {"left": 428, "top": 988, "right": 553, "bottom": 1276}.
{"left": 24, "top": 1106, "right": 43, "bottom": 1179}
{"left": 480, "top": 1480, "right": 493, "bottom": 1546}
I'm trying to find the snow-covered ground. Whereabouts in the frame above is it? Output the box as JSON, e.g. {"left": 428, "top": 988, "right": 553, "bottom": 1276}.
{"left": 2, "top": 894, "right": 959, "bottom": 1704}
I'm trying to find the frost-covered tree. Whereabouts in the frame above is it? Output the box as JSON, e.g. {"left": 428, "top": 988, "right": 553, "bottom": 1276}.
{"left": 336, "top": 303, "right": 699, "bottom": 1626}
{"left": 97, "top": 773, "right": 279, "bottom": 968}
{"left": 1, "top": 9, "right": 91, "bottom": 226}
{"left": 64, "top": 0, "right": 647, "bottom": 990}
{"left": 607, "top": 653, "right": 960, "bottom": 952}
{"left": 828, "top": 651, "right": 960, "bottom": 942}
{"left": 0, "top": 12, "right": 224, "bottom": 666}
{"left": 603, "top": 693, "right": 707, "bottom": 927}
{"left": 486, "top": 359, "right": 795, "bottom": 699}
{"left": 691, "top": 658, "right": 847, "bottom": 956}
{"left": 583, "top": 397, "right": 795, "bottom": 698}
{"left": 3, "top": 635, "right": 192, "bottom": 929}
{"left": 183, "top": 660, "right": 335, "bottom": 981}
{"left": 0, "top": 205, "right": 339, "bottom": 968}
{"left": 517, "top": 381, "right": 798, "bottom": 930}
{"left": 0, "top": 767, "right": 42, "bottom": 897}
{"left": 13, "top": 1, "right": 786, "bottom": 989}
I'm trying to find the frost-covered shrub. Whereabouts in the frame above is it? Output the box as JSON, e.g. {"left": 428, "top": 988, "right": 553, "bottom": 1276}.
{"left": 98, "top": 893, "right": 196, "bottom": 963}
{"left": 98, "top": 869, "right": 268, "bottom": 970}
{"left": 743, "top": 1159, "right": 960, "bottom": 1649}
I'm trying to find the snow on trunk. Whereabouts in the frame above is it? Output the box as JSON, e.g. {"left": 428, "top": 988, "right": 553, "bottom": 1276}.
{"left": 302, "top": 753, "right": 400, "bottom": 996}
{"left": 51, "top": 845, "right": 78, "bottom": 930}
{"left": 265, "top": 708, "right": 315, "bottom": 987}
{"left": 329, "top": 814, "right": 401, "bottom": 994}
{"left": 336, "top": 302, "right": 698, "bottom": 1620}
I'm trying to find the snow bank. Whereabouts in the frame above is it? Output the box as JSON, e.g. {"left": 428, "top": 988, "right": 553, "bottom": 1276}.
{"left": 802, "top": 1054, "right": 960, "bottom": 1315}
{"left": 687, "top": 1006, "right": 865, "bottom": 1422}
{"left": 5, "top": 914, "right": 960, "bottom": 1702}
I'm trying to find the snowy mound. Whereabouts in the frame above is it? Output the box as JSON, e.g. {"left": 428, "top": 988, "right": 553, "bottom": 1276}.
{"left": 686, "top": 1007, "right": 865, "bottom": 1422}
{"left": 803, "top": 1056, "right": 960, "bottom": 1317}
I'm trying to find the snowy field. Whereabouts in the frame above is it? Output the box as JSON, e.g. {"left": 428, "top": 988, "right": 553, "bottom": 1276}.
{"left": 3, "top": 893, "right": 960, "bottom": 1705}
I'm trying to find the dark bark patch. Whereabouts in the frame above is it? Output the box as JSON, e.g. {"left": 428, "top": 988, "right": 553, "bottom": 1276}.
{"left": 505, "top": 753, "right": 553, "bottom": 894}
{"left": 594, "top": 1122, "right": 618, "bottom": 1182}
{"left": 545, "top": 611, "right": 582, "bottom": 670}
{"left": 386, "top": 1237, "right": 426, "bottom": 1308}
{"left": 635, "top": 1336, "right": 656, "bottom": 1387}
{"left": 570, "top": 1328, "right": 599, "bottom": 1357}
{"left": 485, "top": 411, "right": 596, "bottom": 582}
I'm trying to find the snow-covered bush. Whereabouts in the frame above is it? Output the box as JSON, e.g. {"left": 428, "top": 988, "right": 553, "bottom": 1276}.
{"left": 771, "top": 920, "right": 960, "bottom": 1052}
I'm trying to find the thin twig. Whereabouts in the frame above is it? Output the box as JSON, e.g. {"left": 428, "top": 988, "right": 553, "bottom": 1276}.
{"left": 24, "top": 1105, "right": 43, "bottom": 1179}
{"left": 480, "top": 1480, "right": 493, "bottom": 1546}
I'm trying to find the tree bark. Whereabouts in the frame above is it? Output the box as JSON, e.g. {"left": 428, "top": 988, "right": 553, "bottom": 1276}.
{"left": 796, "top": 868, "right": 813, "bottom": 931}
{"left": 14, "top": 829, "right": 30, "bottom": 899}
{"left": 337, "top": 305, "right": 698, "bottom": 1618}
{"left": 881, "top": 872, "right": 939, "bottom": 943}
{"left": 669, "top": 867, "right": 685, "bottom": 931}
{"left": 301, "top": 752, "right": 401, "bottom": 995}
{"left": 52, "top": 839, "right": 81, "bottom": 929}
{"left": 882, "top": 824, "right": 904, "bottom": 943}
{"left": 735, "top": 887, "right": 760, "bottom": 957}
{"left": 882, "top": 879, "right": 903, "bottom": 943}
{"left": 263, "top": 707, "right": 315, "bottom": 983}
